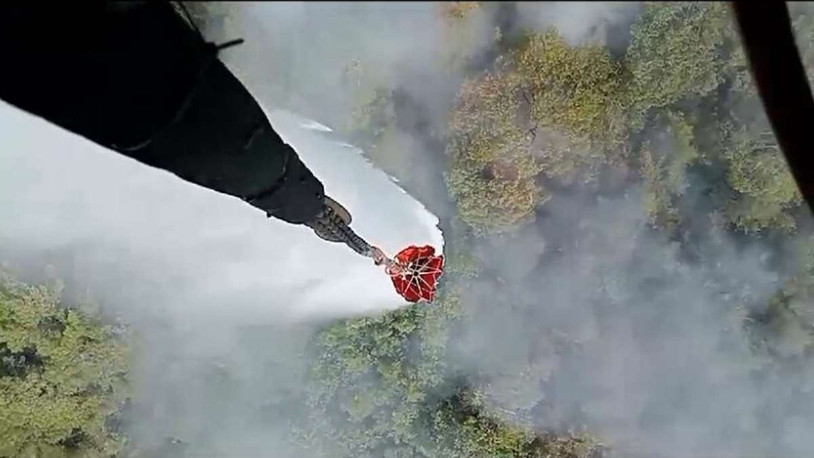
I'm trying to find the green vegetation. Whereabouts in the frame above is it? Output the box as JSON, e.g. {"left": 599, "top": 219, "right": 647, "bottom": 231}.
{"left": 447, "top": 70, "right": 546, "bottom": 233}
{"left": 299, "top": 292, "right": 460, "bottom": 456}
{"left": 298, "top": 283, "right": 600, "bottom": 458}
{"left": 423, "top": 1, "right": 805, "bottom": 235}
{"left": 444, "top": 29, "right": 627, "bottom": 232}
{"left": 514, "top": 30, "right": 629, "bottom": 180}
{"left": 639, "top": 111, "right": 699, "bottom": 230}
{"left": 11, "top": 3, "right": 814, "bottom": 457}
{"left": 722, "top": 132, "right": 802, "bottom": 233}
{"left": 337, "top": 9, "right": 814, "bottom": 455}
{"left": 0, "top": 276, "right": 130, "bottom": 458}
{"left": 623, "top": 1, "right": 804, "bottom": 233}
{"left": 439, "top": 2, "right": 493, "bottom": 75}
{"left": 626, "top": 2, "right": 734, "bottom": 128}
{"left": 440, "top": 2, "right": 481, "bottom": 23}
{"left": 429, "top": 389, "right": 598, "bottom": 458}
{"left": 332, "top": 7, "right": 814, "bottom": 455}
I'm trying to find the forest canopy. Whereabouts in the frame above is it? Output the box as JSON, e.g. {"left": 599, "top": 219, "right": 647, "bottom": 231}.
{"left": 7, "top": 2, "right": 814, "bottom": 458}
{"left": 0, "top": 277, "right": 130, "bottom": 458}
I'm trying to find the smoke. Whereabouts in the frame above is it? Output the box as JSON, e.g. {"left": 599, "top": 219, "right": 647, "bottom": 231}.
{"left": 3, "top": 2, "right": 461, "bottom": 455}
{"left": 514, "top": 2, "right": 642, "bottom": 54}
{"left": 453, "top": 189, "right": 814, "bottom": 457}
{"left": 0, "top": 59, "right": 441, "bottom": 458}
{"left": 207, "top": 1, "right": 496, "bottom": 220}
{"left": 0, "top": 102, "right": 443, "bottom": 319}
{"left": 5, "top": 2, "right": 814, "bottom": 458}
{"left": 206, "top": 3, "right": 814, "bottom": 457}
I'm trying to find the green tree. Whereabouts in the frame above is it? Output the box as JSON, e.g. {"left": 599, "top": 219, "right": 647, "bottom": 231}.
{"left": 626, "top": 2, "right": 804, "bottom": 234}
{"left": 299, "top": 286, "right": 601, "bottom": 458}
{"left": 745, "top": 236, "right": 814, "bottom": 360}
{"left": 514, "top": 30, "right": 629, "bottom": 182}
{"left": 708, "top": 4, "right": 809, "bottom": 233}
{"left": 301, "top": 292, "right": 462, "bottom": 457}
{"left": 447, "top": 70, "right": 547, "bottom": 234}
{"left": 431, "top": 389, "right": 599, "bottom": 458}
{"left": 722, "top": 129, "right": 802, "bottom": 233}
{"left": 346, "top": 86, "right": 407, "bottom": 175}
{"left": 639, "top": 111, "right": 699, "bottom": 230}
{"left": 446, "top": 157, "right": 546, "bottom": 236}
{"left": 343, "top": 65, "right": 426, "bottom": 187}
{"left": 438, "top": 2, "right": 501, "bottom": 76}
{"left": 640, "top": 147, "right": 678, "bottom": 230}
{"left": 344, "top": 60, "right": 394, "bottom": 145}
{"left": 0, "top": 275, "right": 130, "bottom": 458}
{"left": 626, "top": 2, "right": 734, "bottom": 128}
{"left": 440, "top": 2, "right": 481, "bottom": 23}
{"left": 446, "top": 29, "right": 631, "bottom": 234}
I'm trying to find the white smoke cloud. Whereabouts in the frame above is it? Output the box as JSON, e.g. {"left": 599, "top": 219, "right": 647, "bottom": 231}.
{"left": 0, "top": 94, "right": 441, "bottom": 455}
{"left": 0, "top": 101, "right": 441, "bottom": 323}
{"left": 453, "top": 190, "right": 799, "bottom": 457}
{"left": 514, "top": 1, "right": 642, "bottom": 51}
{"left": 6, "top": 3, "right": 814, "bottom": 458}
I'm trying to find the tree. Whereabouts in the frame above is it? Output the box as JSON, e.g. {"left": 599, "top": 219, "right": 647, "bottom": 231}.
{"left": 431, "top": 389, "right": 600, "bottom": 458}
{"left": 440, "top": 2, "right": 481, "bottom": 23}
{"left": 298, "top": 286, "right": 601, "bottom": 458}
{"left": 665, "top": 4, "right": 804, "bottom": 234}
{"left": 446, "top": 157, "right": 546, "bottom": 236}
{"left": 514, "top": 29, "right": 629, "bottom": 183}
{"left": 0, "top": 275, "right": 130, "bottom": 458}
{"left": 744, "top": 236, "right": 814, "bottom": 361}
{"left": 624, "top": 2, "right": 805, "bottom": 234}
{"left": 721, "top": 128, "right": 802, "bottom": 233}
{"left": 446, "top": 29, "right": 632, "bottom": 234}
{"left": 640, "top": 147, "right": 678, "bottom": 230}
{"left": 343, "top": 63, "right": 434, "bottom": 189}
{"left": 344, "top": 61, "right": 394, "bottom": 145}
{"left": 639, "top": 111, "right": 699, "bottom": 230}
{"left": 626, "top": 2, "right": 734, "bottom": 129}
{"left": 346, "top": 86, "right": 407, "bottom": 175}
{"left": 438, "top": 2, "right": 498, "bottom": 75}
{"left": 298, "top": 291, "right": 462, "bottom": 457}
{"left": 447, "top": 69, "right": 548, "bottom": 234}
{"left": 704, "top": 4, "right": 810, "bottom": 234}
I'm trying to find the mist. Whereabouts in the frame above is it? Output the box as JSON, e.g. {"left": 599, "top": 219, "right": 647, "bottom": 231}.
{"left": 5, "top": 2, "right": 814, "bottom": 458}
{"left": 454, "top": 188, "right": 814, "bottom": 457}
{"left": 209, "top": 2, "right": 814, "bottom": 457}
{"left": 0, "top": 64, "right": 441, "bottom": 456}
{"left": 515, "top": 2, "right": 641, "bottom": 52}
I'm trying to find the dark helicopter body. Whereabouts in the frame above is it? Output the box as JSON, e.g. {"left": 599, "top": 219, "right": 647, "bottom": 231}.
{"left": 0, "top": 2, "right": 323, "bottom": 225}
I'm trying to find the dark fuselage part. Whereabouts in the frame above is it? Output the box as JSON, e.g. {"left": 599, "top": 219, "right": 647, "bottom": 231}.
{"left": 0, "top": 3, "right": 324, "bottom": 225}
